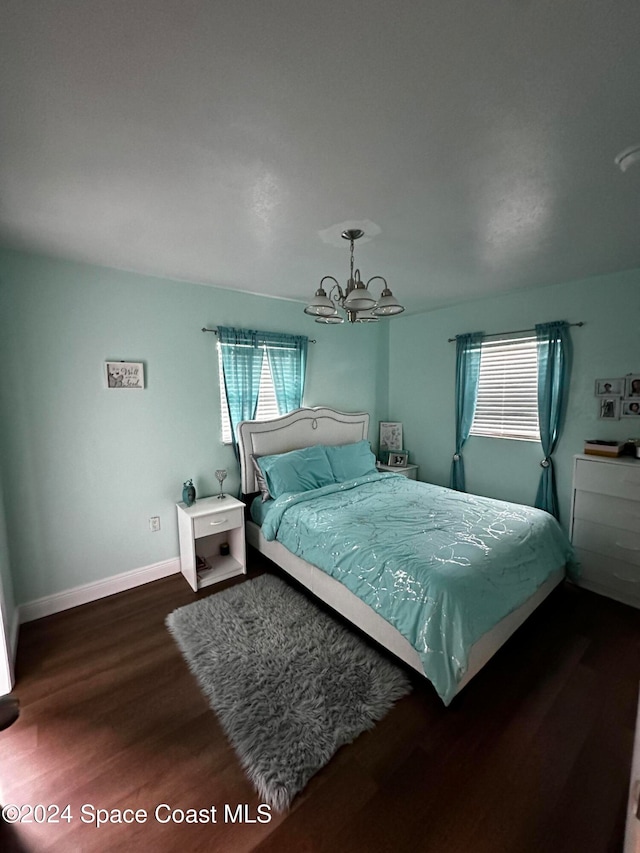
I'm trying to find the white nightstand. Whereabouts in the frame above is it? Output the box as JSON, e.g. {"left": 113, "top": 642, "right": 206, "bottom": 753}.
{"left": 176, "top": 495, "right": 246, "bottom": 591}
{"left": 376, "top": 463, "right": 419, "bottom": 480}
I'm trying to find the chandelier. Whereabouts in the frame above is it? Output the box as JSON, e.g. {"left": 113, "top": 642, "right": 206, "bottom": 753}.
{"left": 304, "top": 229, "right": 404, "bottom": 324}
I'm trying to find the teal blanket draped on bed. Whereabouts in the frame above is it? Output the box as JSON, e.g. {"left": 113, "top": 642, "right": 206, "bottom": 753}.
{"left": 259, "top": 473, "right": 576, "bottom": 705}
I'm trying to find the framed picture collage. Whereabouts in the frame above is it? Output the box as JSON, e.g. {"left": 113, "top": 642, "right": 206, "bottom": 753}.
{"left": 595, "top": 374, "right": 640, "bottom": 419}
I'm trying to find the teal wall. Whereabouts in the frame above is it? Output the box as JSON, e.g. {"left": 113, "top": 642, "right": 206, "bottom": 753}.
{"left": 0, "top": 249, "right": 388, "bottom": 604}
{"left": 1, "top": 245, "right": 638, "bottom": 610}
{"left": 388, "top": 268, "right": 640, "bottom": 528}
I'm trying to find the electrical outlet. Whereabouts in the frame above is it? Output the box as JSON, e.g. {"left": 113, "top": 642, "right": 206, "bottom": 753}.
{"left": 149, "top": 516, "right": 161, "bottom": 532}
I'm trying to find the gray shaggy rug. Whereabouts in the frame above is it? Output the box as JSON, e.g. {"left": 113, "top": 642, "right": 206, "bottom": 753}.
{"left": 166, "top": 573, "right": 411, "bottom": 811}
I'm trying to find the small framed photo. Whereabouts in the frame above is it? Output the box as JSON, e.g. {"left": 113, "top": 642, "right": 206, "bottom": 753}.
{"left": 626, "top": 375, "right": 640, "bottom": 397}
{"left": 594, "top": 377, "right": 625, "bottom": 396}
{"left": 379, "top": 422, "right": 403, "bottom": 451}
{"left": 105, "top": 361, "right": 144, "bottom": 389}
{"left": 388, "top": 451, "right": 408, "bottom": 468}
{"left": 599, "top": 398, "right": 619, "bottom": 420}
{"left": 621, "top": 399, "right": 640, "bottom": 418}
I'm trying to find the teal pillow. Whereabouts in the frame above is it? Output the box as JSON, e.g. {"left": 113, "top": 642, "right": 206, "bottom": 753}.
{"left": 257, "top": 445, "right": 335, "bottom": 499}
{"left": 325, "top": 440, "right": 377, "bottom": 482}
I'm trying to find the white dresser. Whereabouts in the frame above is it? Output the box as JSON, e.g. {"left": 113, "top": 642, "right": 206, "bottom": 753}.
{"left": 569, "top": 454, "right": 640, "bottom": 609}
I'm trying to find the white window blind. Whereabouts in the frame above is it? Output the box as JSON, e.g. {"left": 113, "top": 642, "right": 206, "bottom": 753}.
{"left": 470, "top": 335, "right": 540, "bottom": 441}
{"left": 218, "top": 344, "right": 280, "bottom": 444}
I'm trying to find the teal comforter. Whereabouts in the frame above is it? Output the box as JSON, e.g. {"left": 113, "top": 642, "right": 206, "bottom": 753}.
{"left": 260, "top": 473, "right": 576, "bottom": 704}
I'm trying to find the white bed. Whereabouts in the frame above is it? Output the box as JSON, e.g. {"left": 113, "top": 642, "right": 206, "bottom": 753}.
{"left": 238, "top": 407, "right": 565, "bottom": 701}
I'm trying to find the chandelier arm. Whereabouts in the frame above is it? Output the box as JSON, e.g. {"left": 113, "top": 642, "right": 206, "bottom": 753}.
{"left": 365, "top": 276, "right": 388, "bottom": 293}
{"left": 320, "top": 276, "right": 344, "bottom": 303}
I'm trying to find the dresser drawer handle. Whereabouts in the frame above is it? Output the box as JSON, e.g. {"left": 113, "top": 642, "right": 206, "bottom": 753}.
{"left": 613, "top": 574, "right": 640, "bottom": 583}
{"left": 209, "top": 519, "right": 228, "bottom": 526}
{"left": 614, "top": 541, "right": 640, "bottom": 551}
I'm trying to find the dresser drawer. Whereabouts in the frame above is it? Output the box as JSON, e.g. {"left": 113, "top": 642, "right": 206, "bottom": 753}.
{"left": 573, "top": 490, "right": 640, "bottom": 532}
{"left": 193, "top": 508, "right": 242, "bottom": 539}
{"left": 574, "top": 458, "right": 640, "bottom": 501}
{"left": 572, "top": 519, "right": 640, "bottom": 567}
{"left": 575, "top": 547, "right": 640, "bottom": 600}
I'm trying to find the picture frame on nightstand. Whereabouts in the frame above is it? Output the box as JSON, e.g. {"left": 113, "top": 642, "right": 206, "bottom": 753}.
{"left": 379, "top": 422, "right": 403, "bottom": 452}
{"left": 388, "top": 451, "right": 409, "bottom": 468}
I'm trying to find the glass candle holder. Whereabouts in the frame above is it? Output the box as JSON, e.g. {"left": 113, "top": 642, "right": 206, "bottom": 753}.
{"left": 215, "top": 469, "right": 227, "bottom": 499}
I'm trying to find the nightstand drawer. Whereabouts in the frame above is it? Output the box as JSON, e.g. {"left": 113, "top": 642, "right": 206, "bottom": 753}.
{"left": 193, "top": 507, "right": 242, "bottom": 539}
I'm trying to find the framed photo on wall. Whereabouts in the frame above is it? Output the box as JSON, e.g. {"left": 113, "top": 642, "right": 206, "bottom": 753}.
{"left": 105, "top": 361, "right": 145, "bottom": 389}
{"left": 599, "top": 398, "right": 620, "bottom": 420}
{"left": 594, "top": 377, "right": 625, "bottom": 396}
{"left": 621, "top": 399, "right": 640, "bottom": 418}
{"left": 379, "top": 422, "right": 403, "bottom": 451}
{"left": 626, "top": 374, "right": 640, "bottom": 397}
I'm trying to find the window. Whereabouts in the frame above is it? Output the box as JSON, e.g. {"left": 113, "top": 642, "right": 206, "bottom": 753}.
{"left": 216, "top": 326, "right": 307, "bottom": 445}
{"left": 470, "top": 335, "right": 540, "bottom": 441}
{"left": 218, "top": 343, "right": 280, "bottom": 444}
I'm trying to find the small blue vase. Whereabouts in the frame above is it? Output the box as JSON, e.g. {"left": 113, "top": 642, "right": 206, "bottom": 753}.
{"left": 182, "top": 479, "right": 196, "bottom": 507}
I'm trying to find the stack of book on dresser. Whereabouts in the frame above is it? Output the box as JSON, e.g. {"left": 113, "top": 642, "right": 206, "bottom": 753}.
{"left": 583, "top": 440, "right": 625, "bottom": 457}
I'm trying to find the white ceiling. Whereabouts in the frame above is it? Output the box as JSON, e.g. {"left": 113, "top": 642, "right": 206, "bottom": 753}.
{"left": 1, "top": 0, "right": 640, "bottom": 315}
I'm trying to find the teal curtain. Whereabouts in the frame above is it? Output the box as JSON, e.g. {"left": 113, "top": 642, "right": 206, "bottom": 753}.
{"left": 535, "top": 321, "right": 571, "bottom": 519}
{"left": 264, "top": 332, "right": 308, "bottom": 415}
{"left": 450, "top": 332, "right": 483, "bottom": 491}
{"left": 217, "top": 327, "right": 264, "bottom": 449}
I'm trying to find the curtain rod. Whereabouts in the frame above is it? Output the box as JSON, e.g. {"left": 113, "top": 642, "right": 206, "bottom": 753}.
{"left": 447, "top": 321, "right": 584, "bottom": 343}
{"left": 202, "top": 327, "right": 316, "bottom": 344}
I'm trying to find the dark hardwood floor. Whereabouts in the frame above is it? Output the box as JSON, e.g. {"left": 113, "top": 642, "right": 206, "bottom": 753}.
{"left": 1, "top": 552, "right": 639, "bottom": 852}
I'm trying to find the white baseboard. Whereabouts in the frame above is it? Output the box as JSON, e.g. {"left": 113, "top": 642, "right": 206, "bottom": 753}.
{"left": 19, "top": 557, "right": 181, "bottom": 624}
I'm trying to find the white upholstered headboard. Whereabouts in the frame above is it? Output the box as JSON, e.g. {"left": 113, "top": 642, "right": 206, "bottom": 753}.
{"left": 237, "top": 407, "right": 370, "bottom": 494}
